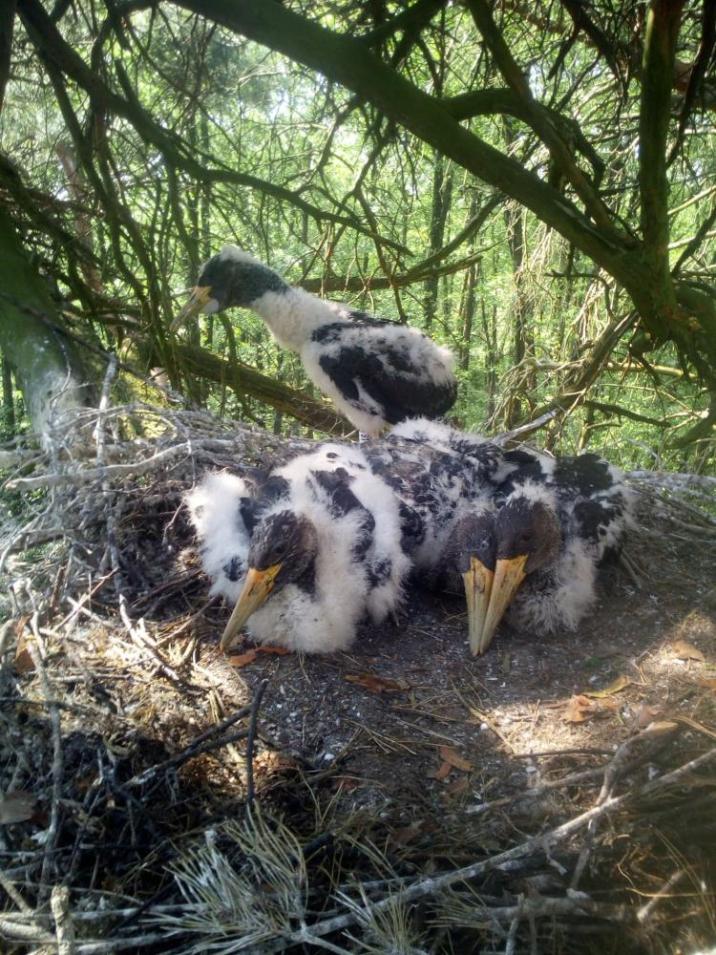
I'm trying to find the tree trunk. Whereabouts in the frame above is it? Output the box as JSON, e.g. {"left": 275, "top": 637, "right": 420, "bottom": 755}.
{"left": 460, "top": 263, "right": 477, "bottom": 372}
{"left": 423, "top": 152, "right": 453, "bottom": 328}
{"left": 1, "top": 356, "right": 15, "bottom": 436}
{"left": 0, "top": 206, "right": 93, "bottom": 447}
{"left": 0, "top": 2, "right": 16, "bottom": 113}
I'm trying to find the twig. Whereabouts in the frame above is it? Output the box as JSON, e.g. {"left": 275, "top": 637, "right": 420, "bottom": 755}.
{"left": 438, "top": 895, "right": 634, "bottom": 927}
{"left": 467, "top": 765, "right": 605, "bottom": 816}
{"left": 494, "top": 409, "right": 562, "bottom": 445}
{"left": 5, "top": 442, "right": 194, "bottom": 489}
{"left": 504, "top": 895, "right": 523, "bottom": 955}
{"left": 94, "top": 354, "right": 118, "bottom": 468}
{"left": 262, "top": 747, "right": 716, "bottom": 950}
{"left": 0, "top": 618, "right": 16, "bottom": 663}
{"left": 0, "top": 915, "right": 54, "bottom": 943}
{"left": 27, "top": 619, "right": 64, "bottom": 902}
{"left": 571, "top": 720, "right": 679, "bottom": 889}
{"left": 72, "top": 933, "right": 170, "bottom": 953}
{"left": 126, "top": 703, "right": 254, "bottom": 787}
{"left": 58, "top": 571, "right": 117, "bottom": 630}
{"left": 637, "top": 868, "right": 687, "bottom": 924}
{"left": 117, "top": 595, "right": 185, "bottom": 688}
{"left": 51, "top": 885, "right": 76, "bottom": 955}
{"left": 0, "top": 869, "right": 33, "bottom": 912}
{"left": 246, "top": 678, "right": 269, "bottom": 810}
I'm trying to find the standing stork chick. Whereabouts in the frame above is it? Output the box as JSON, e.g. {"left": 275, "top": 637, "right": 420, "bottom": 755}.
{"left": 172, "top": 246, "right": 457, "bottom": 436}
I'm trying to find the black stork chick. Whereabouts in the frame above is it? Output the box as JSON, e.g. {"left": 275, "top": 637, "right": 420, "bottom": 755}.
{"left": 378, "top": 420, "right": 633, "bottom": 655}
{"left": 364, "top": 417, "right": 505, "bottom": 570}
{"left": 185, "top": 444, "right": 410, "bottom": 653}
{"left": 171, "top": 246, "right": 457, "bottom": 436}
{"left": 449, "top": 452, "right": 634, "bottom": 655}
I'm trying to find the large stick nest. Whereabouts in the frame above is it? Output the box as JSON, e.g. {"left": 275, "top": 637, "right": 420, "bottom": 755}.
{"left": 1, "top": 405, "right": 715, "bottom": 954}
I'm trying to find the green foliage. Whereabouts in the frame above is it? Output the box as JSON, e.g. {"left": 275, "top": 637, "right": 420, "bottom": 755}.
{"left": 0, "top": 1, "right": 713, "bottom": 473}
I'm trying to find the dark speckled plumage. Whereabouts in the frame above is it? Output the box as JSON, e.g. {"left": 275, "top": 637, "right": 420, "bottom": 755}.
{"left": 176, "top": 246, "right": 458, "bottom": 435}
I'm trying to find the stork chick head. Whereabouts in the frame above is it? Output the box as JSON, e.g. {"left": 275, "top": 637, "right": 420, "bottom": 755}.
{"left": 452, "top": 493, "right": 561, "bottom": 656}
{"left": 171, "top": 245, "right": 287, "bottom": 330}
{"left": 220, "top": 509, "right": 318, "bottom": 650}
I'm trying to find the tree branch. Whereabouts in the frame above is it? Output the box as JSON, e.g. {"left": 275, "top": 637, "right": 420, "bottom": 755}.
{"left": 463, "top": 0, "right": 617, "bottom": 234}
{"left": 638, "top": 0, "right": 685, "bottom": 335}
{"left": 0, "top": 1, "right": 16, "bottom": 113}
{"left": 443, "top": 89, "right": 604, "bottom": 181}
{"left": 172, "top": 0, "right": 636, "bottom": 279}
{"left": 169, "top": 340, "right": 353, "bottom": 436}
{"left": 16, "top": 0, "right": 408, "bottom": 255}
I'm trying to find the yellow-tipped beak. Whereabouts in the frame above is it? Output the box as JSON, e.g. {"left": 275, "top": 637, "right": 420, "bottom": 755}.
{"left": 220, "top": 564, "right": 282, "bottom": 651}
{"left": 170, "top": 286, "right": 213, "bottom": 332}
{"left": 463, "top": 557, "right": 494, "bottom": 657}
{"left": 474, "top": 554, "right": 528, "bottom": 656}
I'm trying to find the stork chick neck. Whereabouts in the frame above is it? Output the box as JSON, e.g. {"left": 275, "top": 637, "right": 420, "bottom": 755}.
{"left": 250, "top": 286, "right": 350, "bottom": 352}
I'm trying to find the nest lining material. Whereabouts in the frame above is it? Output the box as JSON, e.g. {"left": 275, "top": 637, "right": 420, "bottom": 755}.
{"left": 0, "top": 403, "right": 715, "bottom": 954}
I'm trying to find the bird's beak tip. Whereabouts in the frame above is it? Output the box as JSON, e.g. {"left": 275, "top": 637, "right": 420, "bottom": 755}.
{"left": 464, "top": 557, "right": 494, "bottom": 658}
{"left": 474, "top": 554, "right": 528, "bottom": 655}
{"left": 170, "top": 286, "right": 212, "bottom": 332}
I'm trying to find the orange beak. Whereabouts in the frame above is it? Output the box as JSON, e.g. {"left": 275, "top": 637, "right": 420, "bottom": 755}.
{"left": 471, "top": 554, "right": 528, "bottom": 655}
{"left": 170, "top": 286, "right": 213, "bottom": 332}
{"left": 220, "top": 564, "right": 282, "bottom": 651}
{"left": 463, "top": 556, "right": 495, "bottom": 657}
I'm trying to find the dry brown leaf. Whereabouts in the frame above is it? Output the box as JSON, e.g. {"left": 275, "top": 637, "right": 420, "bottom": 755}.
{"left": 228, "top": 649, "right": 258, "bottom": 667}
{"left": 333, "top": 776, "right": 361, "bottom": 792}
{"left": 344, "top": 673, "right": 405, "bottom": 694}
{"left": 432, "top": 761, "right": 453, "bottom": 780}
{"left": 563, "top": 694, "right": 595, "bottom": 723}
{"left": 13, "top": 615, "right": 30, "bottom": 638}
{"left": 228, "top": 646, "right": 290, "bottom": 667}
{"left": 0, "top": 791, "right": 35, "bottom": 825}
{"left": 444, "top": 776, "right": 470, "bottom": 797}
{"left": 631, "top": 704, "right": 663, "bottom": 730}
{"left": 671, "top": 640, "right": 705, "bottom": 662}
{"left": 392, "top": 822, "right": 423, "bottom": 845}
{"left": 584, "top": 674, "right": 632, "bottom": 698}
{"left": 13, "top": 631, "right": 35, "bottom": 674}
{"left": 696, "top": 677, "right": 716, "bottom": 690}
{"left": 438, "top": 745, "right": 474, "bottom": 772}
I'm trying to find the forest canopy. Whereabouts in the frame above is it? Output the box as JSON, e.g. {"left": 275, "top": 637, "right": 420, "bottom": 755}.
{"left": 1, "top": 0, "right": 715, "bottom": 472}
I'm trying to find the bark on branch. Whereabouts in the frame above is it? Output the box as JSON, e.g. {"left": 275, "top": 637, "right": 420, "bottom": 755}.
{"left": 16, "top": 0, "right": 407, "bottom": 255}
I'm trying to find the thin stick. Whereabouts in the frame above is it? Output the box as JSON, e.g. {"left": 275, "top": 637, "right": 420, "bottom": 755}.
{"left": 494, "top": 409, "right": 561, "bottom": 445}
{"left": 6, "top": 442, "right": 195, "bottom": 490}
{"left": 264, "top": 747, "right": 716, "bottom": 950}
{"left": 58, "top": 571, "right": 116, "bottom": 629}
{"left": 572, "top": 720, "right": 679, "bottom": 890}
{"left": 637, "top": 868, "right": 687, "bottom": 924}
{"left": 246, "top": 679, "right": 269, "bottom": 810}
{"left": 51, "top": 885, "right": 76, "bottom": 955}
{"left": 0, "top": 870, "right": 33, "bottom": 913}
{"left": 127, "top": 703, "right": 254, "bottom": 787}
{"left": 117, "top": 596, "right": 184, "bottom": 687}
{"left": 0, "top": 916, "right": 54, "bottom": 943}
{"left": 27, "top": 619, "right": 64, "bottom": 902}
{"left": 94, "top": 353, "right": 118, "bottom": 468}
{"left": 504, "top": 895, "right": 522, "bottom": 955}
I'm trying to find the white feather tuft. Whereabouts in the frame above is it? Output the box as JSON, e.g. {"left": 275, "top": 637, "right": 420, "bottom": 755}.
{"left": 217, "top": 244, "right": 265, "bottom": 268}
{"left": 185, "top": 472, "right": 252, "bottom": 602}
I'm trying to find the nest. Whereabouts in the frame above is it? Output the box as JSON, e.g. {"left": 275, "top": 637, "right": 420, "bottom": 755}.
{"left": 1, "top": 404, "right": 715, "bottom": 954}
